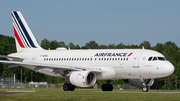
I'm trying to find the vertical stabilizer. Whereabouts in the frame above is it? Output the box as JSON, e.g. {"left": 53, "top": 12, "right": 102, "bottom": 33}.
{"left": 11, "top": 11, "right": 43, "bottom": 52}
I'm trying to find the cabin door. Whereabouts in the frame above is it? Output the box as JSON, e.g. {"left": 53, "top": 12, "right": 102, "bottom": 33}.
{"left": 133, "top": 52, "right": 142, "bottom": 68}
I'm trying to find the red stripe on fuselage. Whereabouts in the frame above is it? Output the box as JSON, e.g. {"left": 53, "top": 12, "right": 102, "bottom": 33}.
{"left": 13, "top": 26, "right": 25, "bottom": 48}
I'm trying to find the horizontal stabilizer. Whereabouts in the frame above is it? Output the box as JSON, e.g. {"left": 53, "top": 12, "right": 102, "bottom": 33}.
{"left": 0, "top": 55, "right": 23, "bottom": 61}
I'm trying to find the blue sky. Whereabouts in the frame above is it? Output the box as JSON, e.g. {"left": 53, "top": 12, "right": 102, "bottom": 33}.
{"left": 0, "top": 0, "right": 180, "bottom": 47}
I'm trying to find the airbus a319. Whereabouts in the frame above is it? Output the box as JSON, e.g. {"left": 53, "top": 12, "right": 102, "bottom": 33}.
{"left": 0, "top": 11, "right": 174, "bottom": 92}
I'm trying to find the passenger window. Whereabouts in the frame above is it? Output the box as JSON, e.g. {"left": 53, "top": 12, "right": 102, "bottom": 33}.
{"left": 95, "top": 58, "right": 96, "bottom": 61}
{"left": 91, "top": 58, "right": 92, "bottom": 61}
{"left": 126, "top": 58, "right": 128, "bottom": 61}
{"left": 153, "top": 57, "right": 157, "bottom": 61}
{"left": 107, "top": 58, "right": 109, "bottom": 61}
{"left": 104, "top": 58, "right": 106, "bottom": 61}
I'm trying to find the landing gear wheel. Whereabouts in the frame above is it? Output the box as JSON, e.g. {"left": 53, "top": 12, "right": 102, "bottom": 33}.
{"left": 108, "top": 84, "right": 113, "bottom": 91}
{"left": 63, "top": 83, "right": 75, "bottom": 91}
{"left": 102, "top": 84, "right": 108, "bottom": 91}
{"left": 69, "top": 84, "right": 75, "bottom": 91}
{"left": 63, "top": 83, "right": 69, "bottom": 91}
{"left": 142, "top": 86, "right": 148, "bottom": 92}
{"left": 101, "top": 84, "right": 113, "bottom": 91}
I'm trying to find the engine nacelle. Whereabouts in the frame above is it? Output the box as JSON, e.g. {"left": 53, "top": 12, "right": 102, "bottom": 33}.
{"left": 126, "top": 79, "right": 154, "bottom": 88}
{"left": 69, "top": 71, "right": 96, "bottom": 87}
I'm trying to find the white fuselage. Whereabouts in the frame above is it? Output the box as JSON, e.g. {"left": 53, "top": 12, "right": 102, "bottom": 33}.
{"left": 9, "top": 48, "right": 174, "bottom": 80}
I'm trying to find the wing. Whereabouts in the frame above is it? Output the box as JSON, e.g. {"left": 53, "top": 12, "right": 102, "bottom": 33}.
{"left": 0, "top": 60, "right": 102, "bottom": 73}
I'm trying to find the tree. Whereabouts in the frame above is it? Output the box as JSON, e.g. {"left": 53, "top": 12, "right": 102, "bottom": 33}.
{"left": 84, "top": 41, "right": 99, "bottom": 49}
{"left": 41, "top": 38, "right": 50, "bottom": 50}
{"left": 153, "top": 43, "right": 164, "bottom": 53}
{"left": 108, "top": 44, "right": 115, "bottom": 49}
{"left": 115, "top": 43, "right": 125, "bottom": 49}
{"left": 68, "top": 42, "right": 80, "bottom": 49}
{"left": 139, "top": 41, "right": 151, "bottom": 49}
{"left": 164, "top": 41, "right": 178, "bottom": 50}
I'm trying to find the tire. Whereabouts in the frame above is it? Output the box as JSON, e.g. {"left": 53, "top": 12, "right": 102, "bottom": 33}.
{"left": 102, "top": 84, "right": 108, "bottom": 91}
{"left": 142, "top": 86, "right": 148, "bottom": 92}
{"left": 63, "top": 83, "right": 70, "bottom": 91}
{"left": 108, "top": 84, "right": 113, "bottom": 91}
{"left": 70, "top": 84, "right": 75, "bottom": 91}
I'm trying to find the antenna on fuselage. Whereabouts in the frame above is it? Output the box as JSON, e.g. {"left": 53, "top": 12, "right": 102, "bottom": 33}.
{"left": 142, "top": 46, "right": 145, "bottom": 49}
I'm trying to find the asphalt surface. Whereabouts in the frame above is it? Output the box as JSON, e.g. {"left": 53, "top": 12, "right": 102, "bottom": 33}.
{"left": 0, "top": 90, "right": 180, "bottom": 95}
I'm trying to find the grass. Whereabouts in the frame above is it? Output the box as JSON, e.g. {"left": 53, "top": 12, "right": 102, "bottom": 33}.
{"left": 0, "top": 88, "right": 180, "bottom": 101}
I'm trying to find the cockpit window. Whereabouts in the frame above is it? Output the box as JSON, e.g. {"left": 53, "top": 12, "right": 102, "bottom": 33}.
{"left": 149, "top": 56, "right": 168, "bottom": 61}
{"left": 153, "top": 57, "right": 158, "bottom": 61}
{"left": 148, "top": 57, "right": 153, "bottom": 61}
{"left": 158, "top": 57, "right": 165, "bottom": 61}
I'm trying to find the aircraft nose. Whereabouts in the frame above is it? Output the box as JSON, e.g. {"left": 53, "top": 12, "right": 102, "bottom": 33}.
{"left": 164, "top": 62, "right": 174, "bottom": 76}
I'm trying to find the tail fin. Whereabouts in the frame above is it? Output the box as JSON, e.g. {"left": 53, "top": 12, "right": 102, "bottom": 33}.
{"left": 11, "top": 11, "right": 43, "bottom": 52}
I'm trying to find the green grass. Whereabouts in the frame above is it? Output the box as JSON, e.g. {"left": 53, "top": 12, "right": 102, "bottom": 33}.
{"left": 0, "top": 88, "right": 180, "bottom": 101}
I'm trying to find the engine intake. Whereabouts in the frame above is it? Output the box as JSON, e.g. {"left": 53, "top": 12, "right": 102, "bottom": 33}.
{"left": 69, "top": 71, "right": 96, "bottom": 87}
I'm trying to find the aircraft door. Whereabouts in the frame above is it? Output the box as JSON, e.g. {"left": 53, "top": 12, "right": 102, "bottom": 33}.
{"left": 32, "top": 53, "right": 39, "bottom": 63}
{"left": 133, "top": 52, "right": 142, "bottom": 68}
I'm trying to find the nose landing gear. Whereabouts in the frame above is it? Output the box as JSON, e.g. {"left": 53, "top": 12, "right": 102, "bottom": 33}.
{"left": 141, "top": 80, "right": 149, "bottom": 92}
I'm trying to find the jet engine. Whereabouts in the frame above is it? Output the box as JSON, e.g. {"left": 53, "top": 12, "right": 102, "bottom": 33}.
{"left": 69, "top": 71, "right": 96, "bottom": 87}
{"left": 125, "top": 79, "right": 154, "bottom": 88}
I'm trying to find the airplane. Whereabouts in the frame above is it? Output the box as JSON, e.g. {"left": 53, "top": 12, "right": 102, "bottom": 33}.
{"left": 0, "top": 11, "right": 174, "bottom": 92}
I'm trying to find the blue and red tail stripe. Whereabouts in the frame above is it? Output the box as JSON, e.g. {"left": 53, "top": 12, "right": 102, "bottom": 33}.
{"left": 12, "top": 11, "right": 37, "bottom": 48}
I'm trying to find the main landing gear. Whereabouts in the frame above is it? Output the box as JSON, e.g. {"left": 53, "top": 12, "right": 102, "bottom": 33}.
{"left": 63, "top": 83, "right": 75, "bottom": 91}
{"left": 101, "top": 80, "right": 113, "bottom": 91}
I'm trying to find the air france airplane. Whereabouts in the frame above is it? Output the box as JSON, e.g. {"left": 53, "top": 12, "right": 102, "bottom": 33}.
{"left": 0, "top": 11, "right": 174, "bottom": 92}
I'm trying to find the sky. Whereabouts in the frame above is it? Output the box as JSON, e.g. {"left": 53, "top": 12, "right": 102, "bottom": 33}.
{"left": 0, "top": 0, "right": 180, "bottom": 47}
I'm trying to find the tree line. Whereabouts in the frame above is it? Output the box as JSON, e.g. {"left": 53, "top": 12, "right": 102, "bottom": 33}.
{"left": 0, "top": 34, "right": 180, "bottom": 90}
